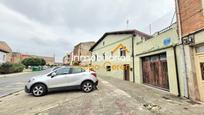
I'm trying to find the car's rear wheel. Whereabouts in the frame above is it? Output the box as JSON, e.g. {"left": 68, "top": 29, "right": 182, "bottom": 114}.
{"left": 31, "top": 84, "right": 47, "bottom": 97}
{"left": 81, "top": 81, "right": 93, "bottom": 93}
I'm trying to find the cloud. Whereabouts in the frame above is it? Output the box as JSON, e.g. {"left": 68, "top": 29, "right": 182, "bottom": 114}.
{"left": 0, "top": 0, "right": 175, "bottom": 62}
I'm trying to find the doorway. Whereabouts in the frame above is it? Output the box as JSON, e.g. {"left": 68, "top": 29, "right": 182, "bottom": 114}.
{"left": 142, "top": 53, "right": 169, "bottom": 90}
{"left": 124, "top": 64, "right": 130, "bottom": 81}
{"left": 195, "top": 50, "right": 204, "bottom": 101}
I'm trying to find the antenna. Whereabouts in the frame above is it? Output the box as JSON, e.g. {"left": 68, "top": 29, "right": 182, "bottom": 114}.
{"left": 126, "top": 19, "right": 129, "bottom": 29}
{"left": 170, "top": 10, "right": 176, "bottom": 26}
{"left": 53, "top": 52, "right": 55, "bottom": 62}
{"left": 149, "top": 24, "right": 152, "bottom": 35}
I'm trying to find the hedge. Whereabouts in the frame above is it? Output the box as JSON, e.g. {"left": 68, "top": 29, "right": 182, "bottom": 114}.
{"left": 0, "top": 62, "right": 25, "bottom": 74}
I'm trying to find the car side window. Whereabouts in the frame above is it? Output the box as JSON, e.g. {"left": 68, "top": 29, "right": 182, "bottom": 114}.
{"left": 70, "top": 68, "right": 85, "bottom": 74}
{"left": 55, "top": 68, "right": 70, "bottom": 75}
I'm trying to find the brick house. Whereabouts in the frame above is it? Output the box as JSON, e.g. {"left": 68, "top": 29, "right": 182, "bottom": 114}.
{"left": 11, "top": 52, "right": 55, "bottom": 65}
{"left": 176, "top": 0, "right": 204, "bottom": 101}
{"left": 73, "top": 41, "right": 95, "bottom": 65}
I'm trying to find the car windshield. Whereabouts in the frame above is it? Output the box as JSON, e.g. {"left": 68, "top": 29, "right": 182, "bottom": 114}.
{"left": 52, "top": 66, "right": 61, "bottom": 71}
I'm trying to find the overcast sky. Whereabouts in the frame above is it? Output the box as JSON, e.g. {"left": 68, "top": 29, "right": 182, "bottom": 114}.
{"left": 0, "top": 0, "right": 175, "bottom": 62}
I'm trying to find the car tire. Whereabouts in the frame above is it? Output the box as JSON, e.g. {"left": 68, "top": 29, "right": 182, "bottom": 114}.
{"left": 81, "top": 81, "right": 93, "bottom": 93}
{"left": 31, "top": 84, "right": 47, "bottom": 97}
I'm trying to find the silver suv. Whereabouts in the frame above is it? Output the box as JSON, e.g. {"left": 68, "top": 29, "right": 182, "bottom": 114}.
{"left": 25, "top": 66, "right": 98, "bottom": 97}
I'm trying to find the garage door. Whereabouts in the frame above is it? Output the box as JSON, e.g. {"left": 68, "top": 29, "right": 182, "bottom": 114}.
{"left": 142, "top": 53, "right": 169, "bottom": 90}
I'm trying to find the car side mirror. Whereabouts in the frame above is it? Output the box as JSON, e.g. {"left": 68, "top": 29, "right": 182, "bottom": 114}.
{"left": 51, "top": 72, "right": 57, "bottom": 78}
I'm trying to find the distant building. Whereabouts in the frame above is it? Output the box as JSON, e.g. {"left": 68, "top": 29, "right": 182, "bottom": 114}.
{"left": 63, "top": 53, "right": 70, "bottom": 65}
{"left": 10, "top": 52, "right": 22, "bottom": 64}
{"left": 0, "top": 41, "right": 12, "bottom": 64}
{"left": 73, "top": 41, "right": 95, "bottom": 65}
{"left": 63, "top": 51, "right": 74, "bottom": 65}
{"left": 73, "top": 41, "right": 95, "bottom": 56}
{"left": 38, "top": 56, "right": 55, "bottom": 65}
{"left": 11, "top": 52, "right": 55, "bottom": 65}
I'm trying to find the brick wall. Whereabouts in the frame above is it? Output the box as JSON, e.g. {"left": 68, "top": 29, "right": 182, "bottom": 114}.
{"left": 178, "top": 0, "right": 204, "bottom": 36}
{"left": 73, "top": 42, "right": 95, "bottom": 56}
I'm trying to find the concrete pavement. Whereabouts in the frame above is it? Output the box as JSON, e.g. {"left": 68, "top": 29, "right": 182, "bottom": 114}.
{"left": 0, "top": 75, "right": 204, "bottom": 115}
{"left": 0, "top": 69, "right": 51, "bottom": 97}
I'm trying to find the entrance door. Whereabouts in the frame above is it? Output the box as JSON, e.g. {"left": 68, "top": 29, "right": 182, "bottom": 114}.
{"left": 124, "top": 64, "right": 130, "bottom": 81}
{"left": 195, "top": 54, "right": 204, "bottom": 101}
{"left": 142, "top": 53, "right": 169, "bottom": 90}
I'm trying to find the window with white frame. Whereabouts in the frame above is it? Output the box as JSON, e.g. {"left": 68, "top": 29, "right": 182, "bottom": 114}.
{"left": 120, "top": 48, "right": 126, "bottom": 56}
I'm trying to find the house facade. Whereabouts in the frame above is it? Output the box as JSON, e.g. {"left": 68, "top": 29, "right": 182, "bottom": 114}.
{"left": 90, "top": 30, "right": 151, "bottom": 82}
{"left": 134, "top": 24, "right": 186, "bottom": 96}
{"left": 0, "top": 41, "right": 12, "bottom": 64}
{"left": 90, "top": 24, "right": 186, "bottom": 96}
{"left": 176, "top": 0, "right": 204, "bottom": 101}
{"left": 0, "top": 51, "right": 7, "bottom": 64}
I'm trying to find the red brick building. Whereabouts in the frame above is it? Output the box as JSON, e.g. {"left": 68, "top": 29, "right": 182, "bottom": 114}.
{"left": 176, "top": 0, "right": 204, "bottom": 101}
{"left": 73, "top": 41, "right": 95, "bottom": 65}
{"left": 178, "top": 0, "right": 204, "bottom": 36}
{"left": 11, "top": 52, "right": 55, "bottom": 65}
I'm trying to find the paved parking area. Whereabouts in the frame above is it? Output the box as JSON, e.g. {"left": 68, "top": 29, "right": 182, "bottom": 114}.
{"left": 0, "top": 69, "right": 51, "bottom": 97}
{"left": 0, "top": 76, "right": 204, "bottom": 115}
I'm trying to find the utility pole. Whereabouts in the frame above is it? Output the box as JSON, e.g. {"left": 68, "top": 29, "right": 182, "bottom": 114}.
{"left": 149, "top": 24, "right": 152, "bottom": 35}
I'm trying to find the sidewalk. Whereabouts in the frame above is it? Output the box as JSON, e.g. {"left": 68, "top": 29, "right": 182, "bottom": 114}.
{"left": 0, "top": 69, "right": 32, "bottom": 78}
{"left": 100, "top": 75, "right": 204, "bottom": 114}
{"left": 0, "top": 72, "right": 29, "bottom": 78}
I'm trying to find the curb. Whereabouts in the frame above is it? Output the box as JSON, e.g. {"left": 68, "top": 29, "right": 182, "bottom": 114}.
{"left": 0, "top": 72, "right": 30, "bottom": 78}
{"left": 0, "top": 89, "right": 23, "bottom": 99}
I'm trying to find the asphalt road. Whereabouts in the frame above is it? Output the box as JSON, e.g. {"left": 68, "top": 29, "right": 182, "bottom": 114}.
{"left": 0, "top": 69, "right": 51, "bottom": 97}
{"left": 0, "top": 76, "right": 204, "bottom": 115}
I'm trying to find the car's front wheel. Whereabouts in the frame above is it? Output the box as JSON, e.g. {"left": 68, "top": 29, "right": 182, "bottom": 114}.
{"left": 81, "top": 81, "right": 93, "bottom": 93}
{"left": 31, "top": 84, "right": 47, "bottom": 97}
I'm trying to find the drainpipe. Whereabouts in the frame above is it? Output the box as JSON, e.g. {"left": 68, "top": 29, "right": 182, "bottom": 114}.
{"left": 173, "top": 45, "right": 181, "bottom": 96}
{"left": 175, "top": 0, "right": 189, "bottom": 97}
{"left": 132, "top": 34, "right": 136, "bottom": 83}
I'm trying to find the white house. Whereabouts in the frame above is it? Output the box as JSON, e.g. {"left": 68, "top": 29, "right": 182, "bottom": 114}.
{"left": 0, "top": 41, "right": 12, "bottom": 64}
{"left": 89, "top": 30, "right": 151, "bottom": 81}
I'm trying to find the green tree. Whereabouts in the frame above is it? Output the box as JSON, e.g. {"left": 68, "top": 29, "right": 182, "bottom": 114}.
{"left": 22, "top": 58, "right": 46, "bottom": 67}
{"left": 39, "top": 58, "right": 46, "bottom": 66}
{"left": 21, "top": 58, "right": 30, "bottom": 68}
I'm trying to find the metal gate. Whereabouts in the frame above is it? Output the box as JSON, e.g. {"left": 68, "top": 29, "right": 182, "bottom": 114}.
{"left": 142, "top": 53, "right": 169, "bottom": 90}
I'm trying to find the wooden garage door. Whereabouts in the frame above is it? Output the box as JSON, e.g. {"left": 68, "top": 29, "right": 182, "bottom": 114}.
{"left": 142, "top": 53, "right": 169, "bottom": 90}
